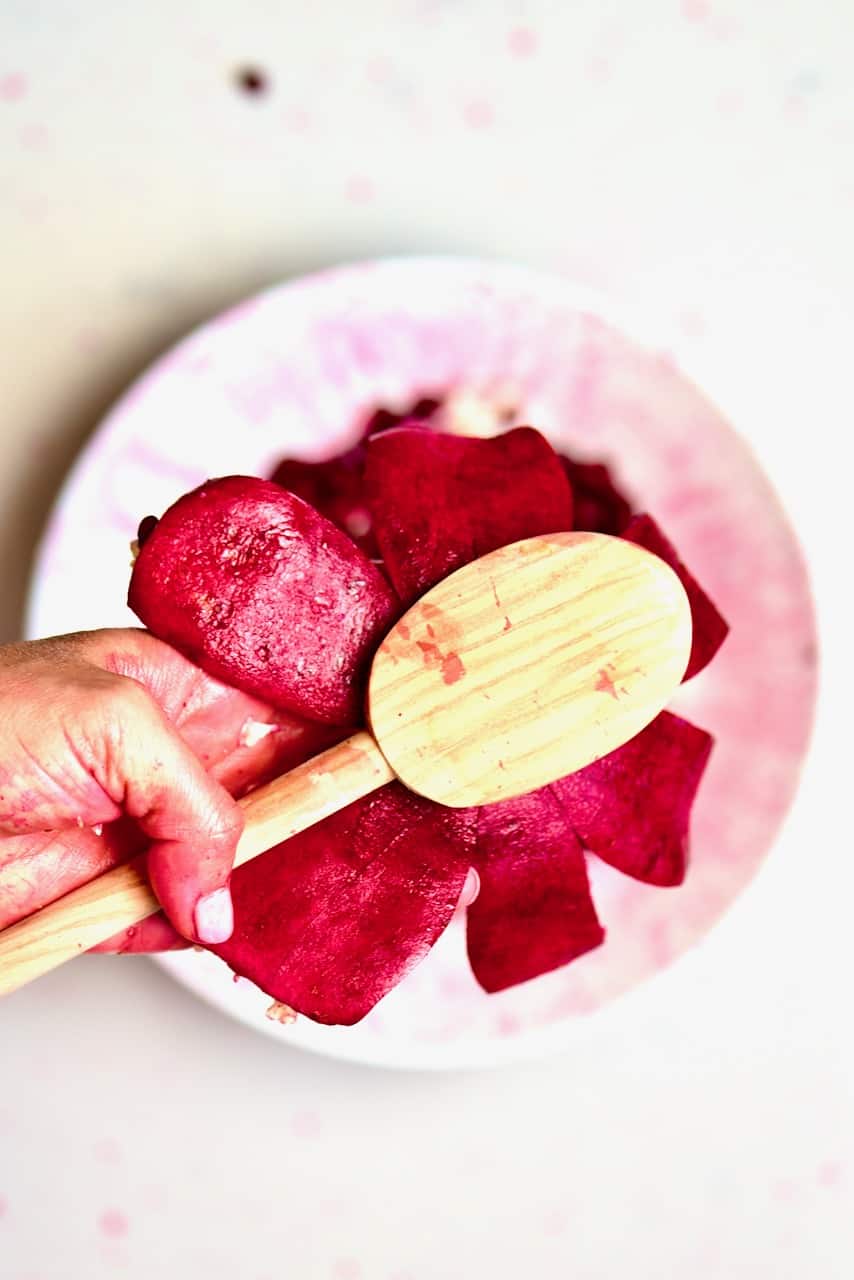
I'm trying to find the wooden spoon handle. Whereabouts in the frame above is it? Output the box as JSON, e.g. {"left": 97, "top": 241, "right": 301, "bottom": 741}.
{"left": 0, "top": 731, "right": 392, "bottom": 997}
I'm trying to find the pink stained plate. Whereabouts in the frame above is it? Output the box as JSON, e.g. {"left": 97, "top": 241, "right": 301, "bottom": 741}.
{"left": 25, "top": 258, "right": 817, "bottom": 1069}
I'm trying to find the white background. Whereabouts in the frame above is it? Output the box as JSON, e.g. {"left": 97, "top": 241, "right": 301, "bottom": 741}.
{"left": 0, "top": 3, "right": 851, "bottom": 1277}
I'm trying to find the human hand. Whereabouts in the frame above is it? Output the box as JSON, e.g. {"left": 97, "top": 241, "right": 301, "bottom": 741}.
{"left": 0, "top": 629, "right": 334, "bottom": 952}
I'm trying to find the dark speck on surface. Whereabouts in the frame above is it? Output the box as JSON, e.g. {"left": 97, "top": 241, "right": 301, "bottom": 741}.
{"left": 234, "top": 66, "right": 270, "bottom": 96}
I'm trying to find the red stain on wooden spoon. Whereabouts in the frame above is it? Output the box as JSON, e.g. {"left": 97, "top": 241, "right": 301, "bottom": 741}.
{"left": 595, "top": 666, "right": 621, "bottom": 700}
{"left": 441, "top": 652, "right": 465, "bottom": 685}
{"left": 416, "top": 640, "right": 442, "bottom": 664}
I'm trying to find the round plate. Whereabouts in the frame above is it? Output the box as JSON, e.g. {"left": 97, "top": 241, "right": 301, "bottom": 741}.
{"left": 25, "top": 257, "right": 817, "bottom": 1069}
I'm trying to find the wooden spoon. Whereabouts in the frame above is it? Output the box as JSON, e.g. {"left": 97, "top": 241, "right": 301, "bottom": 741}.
{"left": 0, "top": 531, "right": 691, "bottom": 995}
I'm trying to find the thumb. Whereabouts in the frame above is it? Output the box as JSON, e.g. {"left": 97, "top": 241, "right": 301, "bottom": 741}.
{"left": 102, "top": 678, "right": 243, "bottom": 944}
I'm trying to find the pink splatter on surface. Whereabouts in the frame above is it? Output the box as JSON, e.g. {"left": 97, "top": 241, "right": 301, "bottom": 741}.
{"left": 496, "top": 1012, "right": 521, "bottom": 1037}
{"left": 508, "top": 26, "right": 538, "bottom": 58}
{"left": 0, "top": 73, "right": 27, "bottom": 102}
{"left": 709, "top": 15, "right": 742, "bottom": 39}
{"left": 284, "top": 106, "right": 312, "bottom": 132}
{"left": 0, "top": 1194, "right": 7, "bottom": 1218}
{"left": 98, "top": 1209, "right": 129, "bottom": 1239}
{"left": 333, "top": 1259, "right": 362, "bottom": 1280}
{"left": 345, "top": 175, "right": 375, "bottom": 204}
{"left": 586, "top": 54, "right": 611, "bottom": 83}
{"left": 439, "top": 970, "right": 470, "bottom": 998}
{"left": 543, "top": 1207, "right": 569, "bottom": 1236}
{"left": 18, "top": 122, "right": 49, "bottom": 150}
{"left": 646, "top": 918, "right": 675, "bottom": 967}
{"left": 92, "top": 1137, "right": 122, "bottom": 1163}
{"left": 680, "top": 0, "right": 711, "bottom": 21}
{"left": 772, "top": 1178, "right": 797, "bottom": 1203}
{"left": 463, "top": 99, "right": 495, "bottom": 129}
{"left": 291, "top": 1109, "right": 323, "bottom": 1139}
{"left": 817, "top": 1160, "right": 844, "bottom": 1188}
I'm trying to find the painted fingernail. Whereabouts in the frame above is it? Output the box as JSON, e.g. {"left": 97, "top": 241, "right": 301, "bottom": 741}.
{"left": 459, "top": 867, "right": 480, "bottom": 907}
{"left": 194, "top": 886, "right": 234, "bottom": 944}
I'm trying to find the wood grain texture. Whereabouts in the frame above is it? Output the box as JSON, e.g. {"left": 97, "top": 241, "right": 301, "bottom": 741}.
{"left": 368, "top": 532, "right": 692, "bottom": 806}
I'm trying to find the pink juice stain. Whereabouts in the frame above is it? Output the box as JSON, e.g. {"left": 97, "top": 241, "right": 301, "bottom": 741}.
{"left": 543, "top": 1207, "right": 569, "bottom": 1237}
{"left": 595, "top": 666, "right": 620, "bottom": 700}
{"left": 290, "top": 1109, "right": 322, "bottom": 1139}
{"left": 416, "top": 640, "right": 441, "bottom": 665}
{"left": 817, "top": 1160, "right": 843, "bottom": 1188}
{"left": 345, "top": 175, "right": 375, "bottom": 204}
{"left": 415, "top": 633, "right": 466, "bottom": 685}
{"left": 333, "top": 1259, "right": 361, "bottom": 1280}
{"left": 441, "top": 652, "right": 465, "bottom": 685}
{"left": 0, "top": 73, "right": 27, "bottom": 102}
{"left": 508, "top": 26, "right": 538, "bottom": 58}
{"left": 93, "top": 1138, "right": 121, "bottom": 1164}
{"left": 463, "top": 99, "right": 495, "bottom": 129}
{"left": 98, "top": 1209, "right": 129, "bottom": 1239}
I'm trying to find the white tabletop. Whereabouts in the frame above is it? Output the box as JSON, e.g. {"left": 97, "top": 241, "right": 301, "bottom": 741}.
{"left": 1, "top": 3, "right": 851, "bottom": 1277}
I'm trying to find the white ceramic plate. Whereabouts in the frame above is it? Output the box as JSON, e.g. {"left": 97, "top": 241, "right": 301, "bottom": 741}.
{"left": 25, "top": 257, "right": 816, "bottom": 1069}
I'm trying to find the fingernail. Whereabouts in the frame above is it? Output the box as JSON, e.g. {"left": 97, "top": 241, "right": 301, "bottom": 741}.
{"left": 194, "top": 887, "right": 234, "bottom": 944}
{"left": 459, "top": 867, "right": 480, "bottom": 907}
